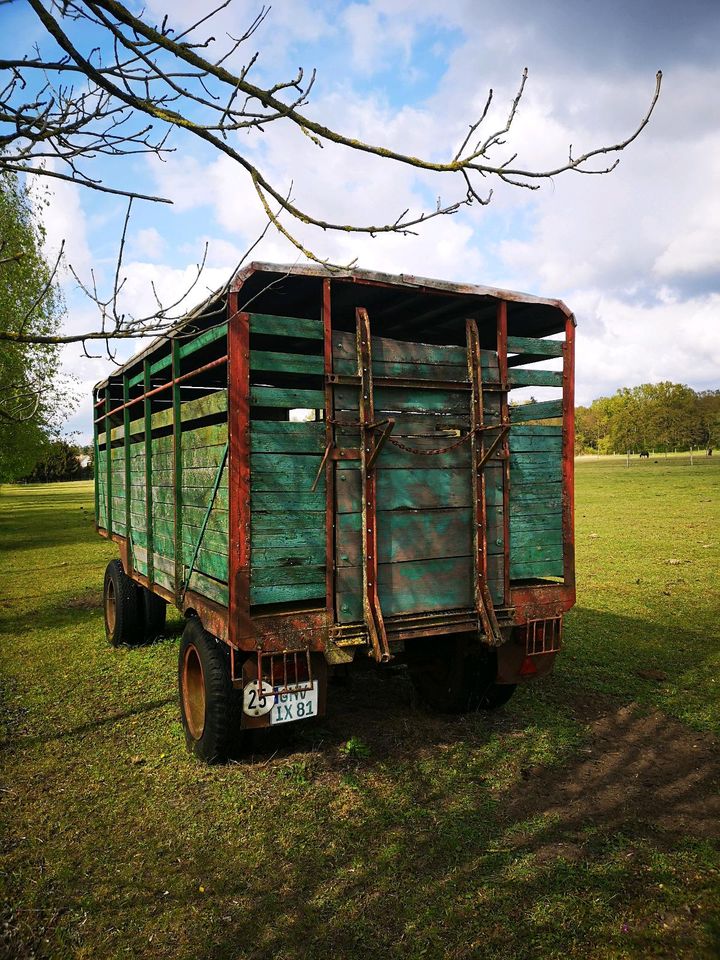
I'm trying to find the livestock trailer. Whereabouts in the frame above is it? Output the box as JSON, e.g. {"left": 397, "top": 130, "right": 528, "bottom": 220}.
{"left": 94, "top": 263, "right": 575, "bottom": 761}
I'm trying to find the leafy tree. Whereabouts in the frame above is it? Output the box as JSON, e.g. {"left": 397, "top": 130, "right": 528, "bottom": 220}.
{"left": 0, "top": 172, "right": 73, "bottom": 481}
{"left": 22, "top": 440, "right": 87, "bottom": 483}
{"left": 575, "top": 382, "right": 710, "bottom": 454}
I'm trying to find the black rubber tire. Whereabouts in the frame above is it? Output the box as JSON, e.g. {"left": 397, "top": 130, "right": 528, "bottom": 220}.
{"left": 141, "top": 587, "right": 167, "bottom": 642}
{"left": 178, "top": 617, "right": 241, "bottom": 763}
{"left": 103, "top": 559, "right": 143, "bottom": 646}
{"left": 407, "top": 635, "right": 516, "bottom": 713}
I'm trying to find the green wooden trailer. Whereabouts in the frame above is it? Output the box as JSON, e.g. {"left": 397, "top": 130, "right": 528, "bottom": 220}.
{"left": 94, "top": 263, "right": 575, "bottom": 762}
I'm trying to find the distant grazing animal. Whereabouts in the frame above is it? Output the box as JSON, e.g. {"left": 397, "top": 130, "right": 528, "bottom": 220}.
{"left": 708, "top": 448, "right": 713, "bottom": 457}
{"left": 639, "top": 450, "right": 650, "bottom": 459}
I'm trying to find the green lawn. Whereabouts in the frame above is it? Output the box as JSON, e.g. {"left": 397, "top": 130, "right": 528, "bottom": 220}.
{"left": 1, "top": 462, "right": 719, "bottom": 960}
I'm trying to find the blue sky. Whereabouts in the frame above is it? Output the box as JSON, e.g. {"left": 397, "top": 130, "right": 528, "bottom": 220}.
{"left": 3, "top": 0, "right": 719, "bottom": 440}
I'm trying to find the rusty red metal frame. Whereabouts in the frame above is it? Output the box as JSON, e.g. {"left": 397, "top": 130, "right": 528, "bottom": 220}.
{"left": 357, "top": 307, "right": 391, "bottom": 663}
{"left": 466, "top": 319, "right": 502, "bottom": 646}
{"left": 93, "top": 354, "right": 228, "bottom": 425}
{"left": 496, "top": 300, "right": 512, "bottom": 605}
{"left": 322, "top": 278, "right": 336, "bottom": 623}
{"left": 228, "top": 301, "right": 251, "bottom": 651}
{"left": 561, "top": 314, "right": 576, "bottom": 597}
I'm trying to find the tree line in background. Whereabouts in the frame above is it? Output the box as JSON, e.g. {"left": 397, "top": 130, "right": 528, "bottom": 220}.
{"left": 575, "top": 383, "right": 720, "bottom": 455}
{"left": 20, "top": 440, "right": 93, "bottom": 483}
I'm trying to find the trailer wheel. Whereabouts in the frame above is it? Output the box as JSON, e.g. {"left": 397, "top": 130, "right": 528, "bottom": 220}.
{"left": 141, "top": 587, "right": 167, "bottom": 642}
{"left": 103, "top": 559, "right": 142, "bottom": 646}
{"left": 407, "top": 636, "right": 516, "bottom": 713}
{"left": 178, "top": 617, "right": 240, "bottom": 763}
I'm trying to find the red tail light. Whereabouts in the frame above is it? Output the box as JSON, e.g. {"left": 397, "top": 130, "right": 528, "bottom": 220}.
{"left": 519, "top": 656, "right": 538, "bottom": 677}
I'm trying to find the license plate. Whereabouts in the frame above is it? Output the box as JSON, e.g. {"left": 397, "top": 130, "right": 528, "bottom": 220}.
{"left": 269, "top": 681, "right": 318, "bottom": 725}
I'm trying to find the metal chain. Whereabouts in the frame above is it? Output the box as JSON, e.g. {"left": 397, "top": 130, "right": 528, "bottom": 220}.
{"left": 384, "top": 432, "right": 473, "bottom": 456}
{"left": 326, "top": 417, "right": 507, "bottom": 457}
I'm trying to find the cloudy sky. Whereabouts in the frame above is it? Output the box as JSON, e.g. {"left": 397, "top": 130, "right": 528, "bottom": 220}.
{"left": 4, "top": 0, "right": 720, "bottom": 440}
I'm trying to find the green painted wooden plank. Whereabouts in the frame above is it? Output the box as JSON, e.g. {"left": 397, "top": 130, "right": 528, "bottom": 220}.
{"left": 509, "top": 449, "right": 561, "bottom": 466}
{"left": 250, "top": 313, "right": 324, "bottom": 340}
{"left": 251, "top": 386, "right": 325, "bottom": 409}
{"left": 251, "top": 420, "right": 325, "bottom": 454}
{"left": 332, "top": 330, "right": 496, "bottom": 370}
{"left": 510, "top": 466, "right": 563, "bottom": 484}
{"left": 251, "top": 491, "right": 324, "bottom": 512}
{"left": 510, "top": 515, "right": 563, "bottom": 535}
{"left": 510, "top": 400, "right": 563, "bottom": 423}
{"left": 151, "top": 517, "right": 228, "bottom": 553}
{"left": 334, "top": 385, "right": 469, "bottom": 415}
{"left": 250, "top": 350, "right": 323, "bottom": 375}
{"left": 252, "top": 565, "right": 326, "bottom": 587}
{"left": 181, "top": 390, "right": 227, "bottom": 423}
{"left": 251, "top": 453, "right": 324, "bottom": 493}
{"left": 127, "top": 369, "right": 144, "bottom": 388}
{"left": 187, "top": 570, "right": 228, "bottom": 606}
{"left": 510, "top": 424, "right": 563, "bottom": 437}
{"left": 149, "top": 353, "right": 172, "bottom": 376}
{"left": 180, "top": 544, "right": 228, "bottom": 582}
{"left": 509, "top": 434, "right": 563, "bottom": 453}
{"left": 509, "top": 558, "right": 564, "bottom": 579}
{"left": 509, "top": 481, "right": 562, "bottom": 502}
{"left": 509, "top": 497, "right": 562, "bottom": 516}
{"left": 250, "top": 582, "right": 325, "bottom": 605}
{"left": 179, "top": 444, "right": 228, "bottom": 469}
{"left": 180, "top": 424, "right": 228, "bottom": 450}
{"left": 168, "top": 487, "right": 230, "bottom": 510}
{"left": 508, "top": 369, "right": 563, "bottom": 389}
{"left": 251, "top": 512, "right": 324, "bottom": 534}
{"left": 251, "top": 526, "right": 325, "bottom": 549}
{"left": 336, "top": 555, "right": 474, "bottom": 622}
{"left": 178, "top": 322, "right": 228, "bottom": 360}
{"left": 251, "top": 543, "right": 326, "bottom": 568}
{"left": 334, "top": 357, "right": 470, "bottom": 380}
{"left": 336, "top": 507, "right": 472, "bottom": 566}
{"left": 507, "top": 336, "right": 564, "bottom": 357}
{"left": 336, "top": 467, "right": 471, "bottom": 513}
{"left": 510, "top": 527, "right": 563, "bottom": 550}
{"left": 181, "top": 504, "right": 228, "bottom": 533}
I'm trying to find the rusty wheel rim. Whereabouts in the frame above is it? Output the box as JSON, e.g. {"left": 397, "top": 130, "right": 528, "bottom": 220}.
{"left": 182, "top": 643, "right": 206, "bottom": 741}
{"left": 105, "top": 577, "right": 116, "bottom": 634}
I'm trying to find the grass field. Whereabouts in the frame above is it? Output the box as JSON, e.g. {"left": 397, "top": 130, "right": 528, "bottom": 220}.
{"left": 1, "top": 458, "right": 719, "bottom": 960}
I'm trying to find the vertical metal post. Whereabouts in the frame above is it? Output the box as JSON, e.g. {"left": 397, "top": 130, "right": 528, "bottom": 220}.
{"left": 228, "top": 298, "right": 251, "bottom": 650}
{"left": 466, "top": 319, "right": 501, "bottom": 645}
{"left": 496, "top": 301, "right": 511, "bottom": 605}
{"left": 561, "top": 316, "right": 576, "bottom": 594}
{"left": 123, "top": 374, "right": 132, "bottom": 574}
{"left": 93, "top": 389, "right": 100, "bottom": 528}
{"left": 105, "top": 384, "right": 113, "bottom": 535}
{"left": 143, "top": 359, "right": 154, "bottom": 585}
{"left": 322, "top": 278, "right": 336, "bottom": 620}
{"left": 356, "top": 307, "right": 390, "bottom": 662}
{"left": 172, "top": 339, "right": 183, "bottom": 602}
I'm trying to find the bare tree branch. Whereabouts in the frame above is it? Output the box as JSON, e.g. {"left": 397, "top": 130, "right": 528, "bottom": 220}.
{"left": 0, "top": 0, "right": 662, "bottom": 349}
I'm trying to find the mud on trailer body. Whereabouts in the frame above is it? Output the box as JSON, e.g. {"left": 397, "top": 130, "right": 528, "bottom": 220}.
{"left": 94, "top": 263, "right": 575, "bottom": 762}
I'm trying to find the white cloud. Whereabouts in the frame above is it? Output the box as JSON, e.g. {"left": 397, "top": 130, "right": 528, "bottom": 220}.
{"left": 38, "top": 0, "right": 720, "bottom": 442}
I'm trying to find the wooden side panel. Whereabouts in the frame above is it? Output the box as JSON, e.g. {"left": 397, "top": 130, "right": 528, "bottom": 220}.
{"left": 96, "top": 448, "right": 108, "bottom": 527}
{"left": 507, "top": 334, "right": 566, "bottom": 579}
{"left": 247, "top": 312, "right": 326, "bottom": 607}
{"left": 110, "top": 443, "right": 126, "bottom": 536}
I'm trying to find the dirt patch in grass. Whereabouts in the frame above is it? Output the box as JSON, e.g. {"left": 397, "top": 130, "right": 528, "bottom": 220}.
{"left": 506, "top": 696, "right": 720, "bottom": 858}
